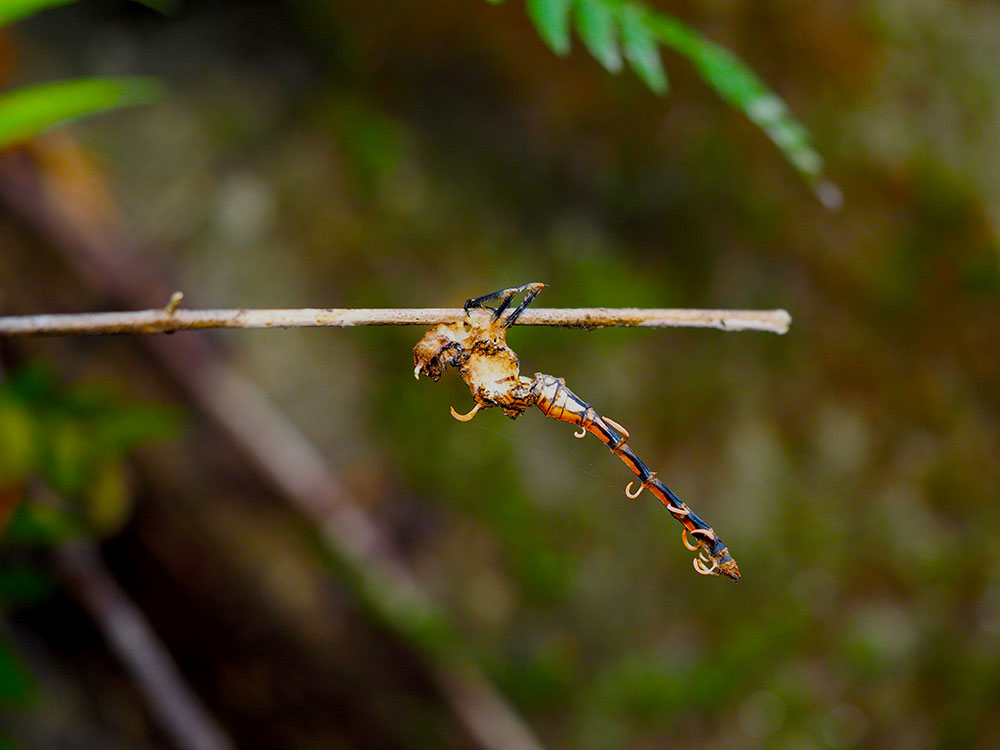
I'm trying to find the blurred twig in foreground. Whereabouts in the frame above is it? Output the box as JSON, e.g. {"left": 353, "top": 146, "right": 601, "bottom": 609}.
{"left": 54, "top": 541, "right": 233, "bottom": 750}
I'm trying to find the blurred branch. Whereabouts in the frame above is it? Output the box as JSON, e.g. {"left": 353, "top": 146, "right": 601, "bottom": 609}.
{"left": 0, "top": 149, "right": 544, "bottom": 750}
{"left": 53, "top": 541, "right": 233, "bottom": 750}
{"left": 0, "top": 304, "right": 791, "bottom": 336}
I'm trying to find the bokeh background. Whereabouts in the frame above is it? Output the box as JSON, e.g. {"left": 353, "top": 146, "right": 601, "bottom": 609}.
{"left": 2, "top": 1, "right": 1000, "bottom": 748}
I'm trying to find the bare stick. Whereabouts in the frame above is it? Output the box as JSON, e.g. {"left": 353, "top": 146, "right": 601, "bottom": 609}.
{"left": 0, "top": 305, "right": 791, "bottom": 337}
{"left": 54, "top": 542, "right": 233, "bottom": 750}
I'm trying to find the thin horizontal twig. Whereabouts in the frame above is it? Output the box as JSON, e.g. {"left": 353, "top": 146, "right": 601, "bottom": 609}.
{"left": 0, "top": 156, "right": 545, "bottom": 750}
{"left": 0, "top": 305, "right": 791, "bottom": 336}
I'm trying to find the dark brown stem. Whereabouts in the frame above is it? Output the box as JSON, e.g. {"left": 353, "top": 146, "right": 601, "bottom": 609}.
{"left": 54, "top": 542, "right": 233, "bottom": 750}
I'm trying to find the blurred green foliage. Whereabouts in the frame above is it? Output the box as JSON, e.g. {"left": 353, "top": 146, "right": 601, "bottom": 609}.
{"left": 0, "top": 363, "right": 178, "bottom": 741}
{"left": 0, "top": 363, "right": 179, "bottom": 541}
{"left": 0, "top": 634, "right": 34, "bottom": 750}
{"left": 0, "top": 77, "right": 161, "bottom": 151}
{"left": 0, "top": 639, "right": 34, "bottom": 708}
{"left": 0, "top": 0, "right": 75, "bottom": 28}
{"left": 4, "top": 0, "right": 1000, "bottom": 747}
{"left": 0, "top": 1, "right": 159, "bottom": 151}
{"left": 512, "top": 0, "right": 832, "bottom": 197}
{"left": 0, "top": 0, "right": 170, "bottom": 28}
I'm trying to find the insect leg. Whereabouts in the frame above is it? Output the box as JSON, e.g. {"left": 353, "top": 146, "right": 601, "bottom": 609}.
{"left": 464, "top": 282, "right": 546, "bottom": 323}
{"left": 464, "top": 285, "right": 522, "bottom": 317}
{"left": 501, "top": 283, "right": 546, "bottom": 327}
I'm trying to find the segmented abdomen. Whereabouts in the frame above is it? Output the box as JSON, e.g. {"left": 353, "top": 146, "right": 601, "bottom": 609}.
{"left": 531, "top": 374, "right": 739, "bottom": 581}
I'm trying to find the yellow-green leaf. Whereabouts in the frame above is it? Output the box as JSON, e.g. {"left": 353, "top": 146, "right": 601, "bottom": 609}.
{"left": 575, "top": 0, "right": 622, "bottom": 73}
{"left": 526, "top": 0, "right": 573, "bottom": 56}
{"left": 619, "top": 4, "right": 668, "bottom": 94}
{"left": 0, "top": 0, "right": 75, "bottom": 28}
{"left": 0, "top": 638, "right": 35, "bottom": 705}
{"left": 641, "top": 8, "right": 829, "bottom": 192}
{"left": 0, "top": 77, "right": 161, "bottom": 151}
{"left": 3, "top": 501, "right": 83, "bottom": 544}
{"left": 84, "top": 461, "right": 132, "bottom": 535}
{"left": 0, "top": 401, "right": 37, "bottom": 482}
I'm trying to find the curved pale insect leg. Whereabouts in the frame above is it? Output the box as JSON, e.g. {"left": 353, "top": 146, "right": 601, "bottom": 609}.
{"left": 450, "top": 403, "right": 482, "bottom": 422}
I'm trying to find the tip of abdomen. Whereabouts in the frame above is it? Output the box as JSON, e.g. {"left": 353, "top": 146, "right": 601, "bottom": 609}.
{"left": 719, "top": 559, "right": 741, "bottom": 582}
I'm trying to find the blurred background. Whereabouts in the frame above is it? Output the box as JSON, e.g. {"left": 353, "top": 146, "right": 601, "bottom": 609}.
{"left": 1, "top": 0, "right": 999, "bottom": 748}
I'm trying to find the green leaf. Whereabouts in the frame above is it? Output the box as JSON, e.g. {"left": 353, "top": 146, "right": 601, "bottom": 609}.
{"left": 0, "top": 566, "right": 54, "bottom": 607}
{"left": 619, "top": 4, "right": 668, "bottom": 94}
{"left": 0, "top": 637, "right": 35, "bottom": 705}
{"left": 3, "top": 501, "right": 83, "bottom": 544}
{"left": 574, "top": 0, "right": 622, "bottom": 73}
{"left": 637, "top": 7, "right": 827, "bottom": 186}
{"left": 0, "top": 77, "right": 161, "bottom": 151}
{"left": 83, "top": 460, "right": 132, "bottom": 534}
{"left": 3, "top": 361, "right": 57, "bottom": 404}
{"left": 0, "top": 401, "right": 38, "bottom": 482}
{"left": 526, "top": 0, "right": 573, "bottom": 56}
{"left": 500, "top": 0, "right": 835, "bottom": 200}
{"left": 0, "top": 0, "right": 76, "bottom": 28}
{"left": 130, "top": 0, "right": 179, "bottom": 12}
{"left": 0, "top": 0, "right": 172, "bottom": 26}
{"left": 45, "top": 420, "right": 91, "bottom": 496}
{"left": 91, "top": 403, "right": 180, "bottom": 455}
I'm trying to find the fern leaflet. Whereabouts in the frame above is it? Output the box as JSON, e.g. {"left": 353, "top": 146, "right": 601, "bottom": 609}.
{"left": 492, "top": 0, "right": 839, "bottom": 207}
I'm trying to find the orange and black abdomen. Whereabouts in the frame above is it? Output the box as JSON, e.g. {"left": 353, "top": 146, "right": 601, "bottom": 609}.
{"left": 532, "top": 374, "right": 739, "bottom": 581}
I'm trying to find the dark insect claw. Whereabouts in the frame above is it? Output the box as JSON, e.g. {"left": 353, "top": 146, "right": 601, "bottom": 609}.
{"left": 463, "top": 283, "right": 546, "bottom": 325}
{"left": 503, "top": 284, "right": 545, "bottom": 327}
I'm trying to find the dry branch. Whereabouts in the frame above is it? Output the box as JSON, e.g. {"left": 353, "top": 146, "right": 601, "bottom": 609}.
{"left": 0, "top": 305, "right": 791, "bottom": 336}
{"left": 0, "top": 155, "right": 545, "bottom": 750}
{"left": 0, "top": 151, "right": 786, "bottom": 750}
{"left": 54, "top": 542, "right": 233, "bottom": 750}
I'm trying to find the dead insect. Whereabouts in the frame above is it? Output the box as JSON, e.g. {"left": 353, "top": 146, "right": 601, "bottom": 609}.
{"left": 413, "top": 283, "right": 739, "bottom": 581}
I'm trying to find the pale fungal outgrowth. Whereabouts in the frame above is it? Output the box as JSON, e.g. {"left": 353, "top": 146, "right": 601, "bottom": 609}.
{"left": 414, "top": 283, "right": 740, "bottom": 582}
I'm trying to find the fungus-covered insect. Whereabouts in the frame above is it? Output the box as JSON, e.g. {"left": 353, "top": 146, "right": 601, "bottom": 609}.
{"left": 413, "top": 283, "right": 739, "bottom": 581}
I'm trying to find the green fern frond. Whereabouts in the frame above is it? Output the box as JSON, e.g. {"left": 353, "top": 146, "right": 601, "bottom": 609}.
{"left": 527, "top": 0, "right": 574, "bottom": 55}
{"left": 619, "top": 3, "right": 668, "bottom": 94}
{"left": 574, "top": 0, "right": 622, "bottom": 72}
{"left": 492, "top": 0, "right": 839, "bottom": 206}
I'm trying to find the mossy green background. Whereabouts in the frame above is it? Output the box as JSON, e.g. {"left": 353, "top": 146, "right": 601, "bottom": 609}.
{"left": 3, "top": 1, "right": 1000, "bottom": 748}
